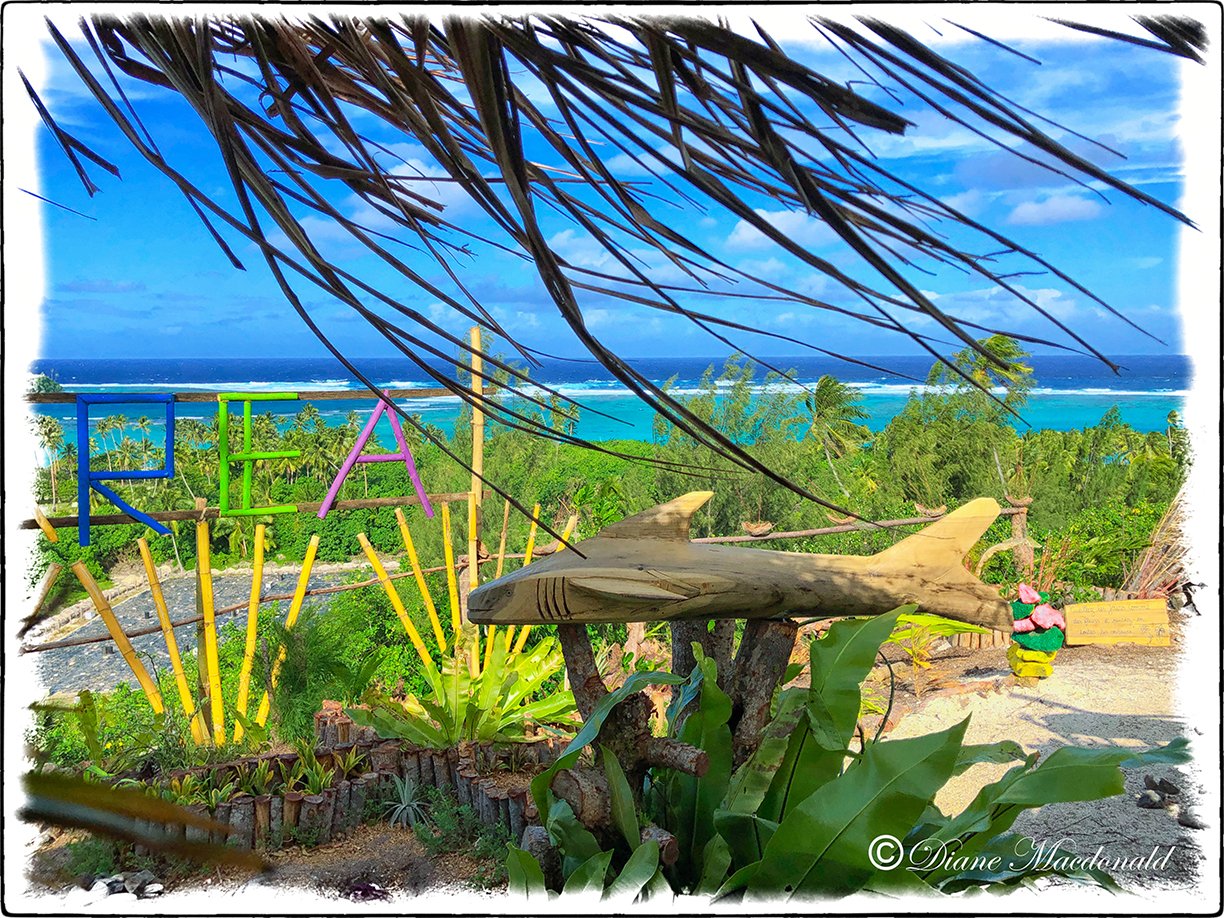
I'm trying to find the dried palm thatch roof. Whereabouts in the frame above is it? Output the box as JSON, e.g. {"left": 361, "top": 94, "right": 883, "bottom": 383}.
{"left": 24, "top": 12, "right": 1203, "bottom": 537}
{"left": 1122, "top": 487, "right": 1190, "bottom": 596}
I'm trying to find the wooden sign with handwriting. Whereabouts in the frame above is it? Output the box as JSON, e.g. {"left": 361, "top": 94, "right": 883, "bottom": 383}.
{"left": 1063, "top": 599, "right": 1170, "bottom": 646}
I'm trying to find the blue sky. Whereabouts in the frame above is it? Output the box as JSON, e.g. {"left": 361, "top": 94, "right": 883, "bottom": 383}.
{"left": 26, "top": 12, "right": 1193, "bottom": 362}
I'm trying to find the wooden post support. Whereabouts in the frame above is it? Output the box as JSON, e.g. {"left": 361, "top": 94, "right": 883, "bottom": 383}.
{"left": 137, "top": 538, "right": 204, "bottom": 744}
{"left": 70, "top": 562, "right": 164, "bottom": 714}
{"left": 1006, "top": 496, "right": 1035, "bottom": 576}
{"left": 233, "top": 523, "right": 266, "bottom": 744}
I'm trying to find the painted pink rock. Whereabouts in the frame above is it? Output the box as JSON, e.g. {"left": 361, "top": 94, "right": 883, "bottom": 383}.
{"left": 1030, "top": 603, "right": 1066, "bottom": 630}
{"left": 1017, "top": 583, "right": 1042, "bottom": 604}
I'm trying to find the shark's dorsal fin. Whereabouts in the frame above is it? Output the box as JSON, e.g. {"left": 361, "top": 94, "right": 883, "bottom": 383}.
{"left": 599, "top": 491, "right": 714, "bottom": 541}
{"left": 873, "top": 497, "right": 1001, "bottom": 566}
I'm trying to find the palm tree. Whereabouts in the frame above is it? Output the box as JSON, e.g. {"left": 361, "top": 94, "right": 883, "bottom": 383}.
{"left": 798, "top": 376, "right": 870, "bottom": 498}
{"left": 92, "top": 418, "right": 114, "bottom": 472}
{"left": 33, "top": 416, "right": 64, "bottom": 506}
{"left": 25, "top": 12, "right": 1200, "bottom": 526}
{"left": 134, "top": 415, "right": 153, "bottom": 465}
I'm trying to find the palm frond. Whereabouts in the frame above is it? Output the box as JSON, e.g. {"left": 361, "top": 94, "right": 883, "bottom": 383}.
{"left": 25, "top": 12, "right": 1195, "bottom": 521}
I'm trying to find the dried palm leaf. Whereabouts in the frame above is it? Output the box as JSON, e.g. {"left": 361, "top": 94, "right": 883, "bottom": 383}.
{"left": 22, "top": 12, "right": 1197, "bottom": 527}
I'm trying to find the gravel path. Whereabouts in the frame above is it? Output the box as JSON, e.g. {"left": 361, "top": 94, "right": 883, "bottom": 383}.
{"left": 35, "top": 571, "right": 348, "bottom": 696}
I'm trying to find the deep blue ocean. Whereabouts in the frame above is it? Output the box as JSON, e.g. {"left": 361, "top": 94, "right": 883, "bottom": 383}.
{"left": 29, "top": 354, "right": 1189, "bottom": 455}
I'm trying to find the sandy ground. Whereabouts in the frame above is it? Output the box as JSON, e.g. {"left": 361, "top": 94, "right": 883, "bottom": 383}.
{"left": 888, "top": 641, "right": 1209, "bottom": 893}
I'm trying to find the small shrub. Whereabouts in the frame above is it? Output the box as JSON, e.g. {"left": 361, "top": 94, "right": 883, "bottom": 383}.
{"left": 383, "top": 775, "right": 429, "bottom": 828}
{"left": 65, "top": 837, "right": 120, "bottom": 878}
{"left": 413, "top": 786, "right": 510, "bottom": 887}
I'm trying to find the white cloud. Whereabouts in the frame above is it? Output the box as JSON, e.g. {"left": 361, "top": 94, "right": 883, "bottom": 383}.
{"left": 1005, "top": 194, "right": 1103, "bottom": 226}
{"left": 548, "top": 228, "right": 613, "bottom": 270}
{"left": 926, "top": 283, "right": 1081, "bottom": 327}
{"left": 939, "top": 189, "right": 986, "bottom": 218}
{"left": 726, "top": 208, "right": 837, "bottom": 251}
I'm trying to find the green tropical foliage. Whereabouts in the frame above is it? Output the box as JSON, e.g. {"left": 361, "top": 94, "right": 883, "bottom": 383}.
{"left": 347, "top": 635, "right": 577, "bottom": 747}
{"left": 516, "top": 608, "right": 1190, "bottom": 899}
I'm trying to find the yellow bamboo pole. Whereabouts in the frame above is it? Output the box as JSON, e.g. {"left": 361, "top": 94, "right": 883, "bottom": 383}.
{"left": 395, "top": 507, "right": 447, "bottom": 653}
{"left": 137, "top": 539, "right": 203, "bottom": 744}
{"left": 482, "top": 498, "right": 513, "bottom": 671}
{"left": 503, "top": 502, "right": 542, "bottom": 652}
{"left": 70, "top": 562, "right": 163, "bottom": 714}
{"left": 494, "top": 497, "right": 511, "bottom": 580}
{"left": 231, "top": 524, "right": 266, "bottom": 744}
{"left": 512, "top": 511, "right": 576, "bottom": 655}
{"left": 34, "top": 506, "right": 59, "bottom": 542}
{"left": 195, "top": 519, "right": 225, "bottom": 745}
{"left": 254, "top": 534, "right": 320, "bottom": 727}
{"left": 26, "top": 562, "right": 64, "bottom": 630}
{"left": 440, "top": 502, "right": 461, "bottom": 637}
{"left": 468, "top": 326, "right": 484, "bottom": 597}
{"left": 357, "top": 533, "right": 433, "bottom": 667}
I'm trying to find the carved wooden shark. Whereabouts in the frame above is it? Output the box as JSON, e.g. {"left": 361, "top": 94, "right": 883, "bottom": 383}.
{"left": 468, "top": 492, "right": 1013, "bottom": 631}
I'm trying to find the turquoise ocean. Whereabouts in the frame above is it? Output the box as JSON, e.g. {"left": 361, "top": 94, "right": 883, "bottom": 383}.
{"left": 29, "top": 354, "right": 1190, "bottom": 457}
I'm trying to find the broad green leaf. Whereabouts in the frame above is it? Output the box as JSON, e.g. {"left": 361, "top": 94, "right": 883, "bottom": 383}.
{"left": 602, "top": 747, "right": 640, "bottom": 850}
{"left": 715, "top": 861, "right": 760, "bottom": 899}
{"left": 477, "top": 634, "right": 509, "bottom": 712}
{"left": 562, "top": 849, "right": 613, "bottom": 895}
{"left": 545, "top": 798, "right": 603, "bottom": 874}
{"left": 604, "top": 840, "right": 660, "bottom": 901}
{"left": 510, "top": 692, "right": 577, "bottom": 726}
{"left": 761, "top": 607, "right": 910, "bottom": 821}
{"left": 641, "top": 864, "right": 674, "bottom": 902}
{"left": 893, "top": 612, "right": 990, "bottom": 638}
{"left": 1120, "top": 736, "right": 1191, "bottom": 767}
{"left": 709, "top": 812, "right": 777, "bottom": 880}
{"left": 748, "top": 717, "right": 968, "bottom": 898}
{"left": 696, "top": 833, "right": 733, "bottom": 895}
{"left": 76, "top": 691, "right": 104, "bottom": 762}
{"left": 664, "top": 662, "right": 703, "bottom": 735}
{"left": 505, "top": 844, "right": 549, "bottom": 899}
{"left": 933, "top": 831, "right": 1122, "bottom": 894}
{"left": 810, "top": 606, "right": 913, "bottom": 742}
{"left": 231, "top": 710, "right": 268, "bottom": 746}
{"left": 952, "top": 740, "right": 1027, "bottom": 775}
{"left": 667, "top": 650, "right": 732, "bottom": 889}
{"left": 995, "top": 745, "right": 1133, "bottom": 807}
{"left": 920, "top": 743, "right": 1151, "bottom": 885}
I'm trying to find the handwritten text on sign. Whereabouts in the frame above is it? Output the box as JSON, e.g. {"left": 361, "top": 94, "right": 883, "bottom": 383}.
{"left": 1063, "top": 599, "right": 1170, "bottom": 646}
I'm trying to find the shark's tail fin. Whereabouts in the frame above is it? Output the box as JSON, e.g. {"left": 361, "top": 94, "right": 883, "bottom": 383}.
{"left": 870, "top": 498, "right": 1012, "bottom": 630}
{"left": 873, "top": 497, "right": 1001, "bottom": 568}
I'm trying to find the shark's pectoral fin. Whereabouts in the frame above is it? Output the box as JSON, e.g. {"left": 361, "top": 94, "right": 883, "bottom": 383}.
{"left": 568, "top": 577, "right": 693, "bottom": 603}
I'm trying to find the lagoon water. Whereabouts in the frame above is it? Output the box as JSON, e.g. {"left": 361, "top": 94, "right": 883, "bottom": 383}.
{"left": 29, "top": 354, "right": 1189, "bottom": 450}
